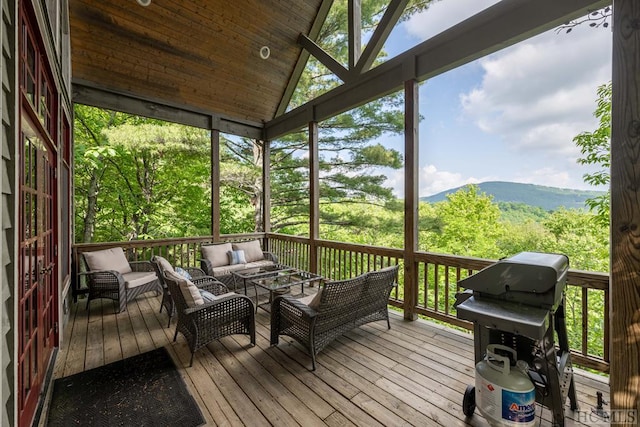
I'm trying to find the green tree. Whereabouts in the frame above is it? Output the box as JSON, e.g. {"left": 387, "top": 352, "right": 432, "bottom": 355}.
{"left": 102, "top": 123, "right": 211, "bottom": 240}
{"left": 74, "top": 106, "right": 146, "bottom": 242}
{"left": 574, "top": 82, "right": 611, "bottom": 227}
{"left": 430, "top": 185, "right": 503, "bottom": 257}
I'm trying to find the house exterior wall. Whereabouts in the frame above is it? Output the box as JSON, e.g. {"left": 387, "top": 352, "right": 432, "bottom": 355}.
{"left": 1, "top": 0, "right": 17, "bottom": 423}
{"left": 1, "top": 0, "right": 72, "bottom": 425}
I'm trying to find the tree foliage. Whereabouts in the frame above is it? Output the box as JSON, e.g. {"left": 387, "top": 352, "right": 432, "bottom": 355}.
{"left": 74, "top": 105, "right": 263, "bottom": 242}
{"left": 574, "top": 82, "right": 611, "bottom": 227}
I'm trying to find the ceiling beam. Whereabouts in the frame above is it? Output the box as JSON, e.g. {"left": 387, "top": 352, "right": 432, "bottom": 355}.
{"left": 298, "top": 34, "right": 351, "bottom": 83}
{"left": 73, "top": 81, "right": 264, "bottom": 139}
{"left": 275, "top": 0, "right": 334, "bottom": 117}
{"left": 266, "top": 0, "right": 610, "bottom": 140}
{"left": 354, "top": 0, "right": 409, "bottom": 75}
{"left": 348, "top": 0, "right": 362, "bottom": 69}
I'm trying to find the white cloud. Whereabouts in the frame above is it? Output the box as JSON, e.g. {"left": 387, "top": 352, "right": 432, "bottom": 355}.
{"left": 391, "top": 164, "right": 496, "bottom": 197}
{"left": 419, "top": 165, "right": 483, "bottom": 196}
{"left": 405, "top": 0, "right": 501, "bottom": 41}
{"left": 514, "top": 168, "right": 573, "bottom": 189}
{"left": 460, "top": 25, "right": 612, "bottom": 159}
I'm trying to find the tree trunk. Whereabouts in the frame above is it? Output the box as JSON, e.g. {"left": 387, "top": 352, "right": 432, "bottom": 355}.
{"left": 253, "top": 140, "right": 264, "bottom": 232}
{"left": 82, "top": 169, "right": 100, "bottom": 243}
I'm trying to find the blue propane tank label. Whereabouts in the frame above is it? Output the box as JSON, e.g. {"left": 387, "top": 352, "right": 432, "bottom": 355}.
{"left": 502, "top": 389, "right": 536, "bottom": 423}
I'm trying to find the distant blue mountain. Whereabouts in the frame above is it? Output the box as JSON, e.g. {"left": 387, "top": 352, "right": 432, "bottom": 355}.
{"left": 421, "top": 181, "right": 605, "bottom": 211}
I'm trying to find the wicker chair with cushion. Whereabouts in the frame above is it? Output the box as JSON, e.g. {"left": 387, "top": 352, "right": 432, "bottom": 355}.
{"left": 151, "top": 255, "right": 211, "bottom": 327}
{"left": 163, "top": 270, "right": 256, "bottom": 366}
{"left": 270, "top": 265, "right": 399, "bottom": 370}
{"left": 81, "top": 247, "right": 162, "bottom": 314}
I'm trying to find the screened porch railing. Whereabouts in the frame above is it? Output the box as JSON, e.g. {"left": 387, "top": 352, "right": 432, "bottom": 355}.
{"left": 71, "top": 232, "right": 609, "bottom": 373}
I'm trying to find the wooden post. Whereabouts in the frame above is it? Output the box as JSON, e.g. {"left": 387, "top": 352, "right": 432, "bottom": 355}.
{"left": 263, "top": 139, "right": 271, "bottom": 236}
{"left": 211, "top": 129, "right": 220, "bottom": 241}
{"left": 404, "top": 79, "right": 419, "bottom": 321}
{"left": 610, "top": 0, "right": 640, "bottom": 421}
{"left": 309, "top": 121, "right": 320, "bottom": 274}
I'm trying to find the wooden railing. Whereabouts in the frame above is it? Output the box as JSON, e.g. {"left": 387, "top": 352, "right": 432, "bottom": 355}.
{"left": 266, "top": 233, "right": 610, "bottom": 373}
{"left": 72, "top": 232, "right": 610, "bottom": 372}
{"left": 71, "top": 233, "right": 267, "bottom": 299}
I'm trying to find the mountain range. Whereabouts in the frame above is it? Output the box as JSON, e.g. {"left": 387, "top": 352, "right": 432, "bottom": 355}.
{"left": 421, "top": 181, "right": 605, "bottom": 211}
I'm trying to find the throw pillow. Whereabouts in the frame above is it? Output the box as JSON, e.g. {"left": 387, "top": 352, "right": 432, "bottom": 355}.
{"left": 84, "top": 247, "right": 133, "bottom": 274}
{"left": 200, "top": 289, "right": 216, "bottom": 303}
{"left": 175, "top": 266, "right": 192, "bottom": 280}
{"left": 202, "top": 242, "right": 233, "bottom": 267}
{"left": 232, "top": 240, "right": 264, "bottom": 263}
{"left": 308, "top": 287, "right": 323, "bottom": 311}
{"left": 165, "top": 270, "right": 203, "bottom": 307}
{"left": 227, "top": 250, "right": 247, "bottom": 265}
{"left": 154, "top": 255, "right": 175, "bottom": 274}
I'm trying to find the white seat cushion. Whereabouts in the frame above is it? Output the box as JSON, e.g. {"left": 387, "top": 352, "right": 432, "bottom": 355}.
{"left": 123, "top": 271, "right": 158, "bottom": 289}
{"left": 84, "top": 247, "right": 132, "bottom": 274}
{"left": 245, "top": 260, "right": 274, "bottom": 269}
{"left": 232, "top": 240, "right": 264, "bottom": 263}
{"left": 210, "top": 263, "right": 248, "bottom": 277}
{"left": 298, "top": 288, "right": 323, "bottom": 310}
{"left": 202, "top": 243, "right": 233, "bottom": 267}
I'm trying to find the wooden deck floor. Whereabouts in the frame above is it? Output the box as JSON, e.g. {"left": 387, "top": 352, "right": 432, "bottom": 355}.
{"left": 50, "top": 291, "right": 610, "bottom": 426}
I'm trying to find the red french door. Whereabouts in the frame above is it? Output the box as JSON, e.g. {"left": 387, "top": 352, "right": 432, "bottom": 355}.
{"left": 17, "top": 4, "right": 59, "bottom": 427}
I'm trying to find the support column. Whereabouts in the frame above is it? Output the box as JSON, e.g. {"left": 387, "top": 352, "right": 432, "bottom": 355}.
{"left": 210, "top": 129, "right": 220, "bottom": 240}
{"left": 403, "top": 79, "right": 419, "bottom": 321}
{"left": 610, "top": 0, "right": 640, "bottom": 422}
{"left": 309, "top": 121, "right": 320, "bottom": 274}
{"left": 263, "top": 139, "right": 271, "bottom": 235}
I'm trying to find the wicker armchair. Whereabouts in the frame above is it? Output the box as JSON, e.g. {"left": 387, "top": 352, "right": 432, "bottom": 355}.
{"left": 164, "top": 272, "right": 256, "bottom": 366}
{"left": 271, "top": 265, "right": 398, "bottom": 370}
{"left": 81, "top": 247, "right": 161, "bottom": 314}
{"left": 151, "top": 255, "right": 211, "bottom": 327}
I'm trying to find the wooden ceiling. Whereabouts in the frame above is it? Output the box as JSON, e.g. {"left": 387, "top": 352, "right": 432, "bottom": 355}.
{"left": 69, "top": 0, "right": 324, "bottom": 132}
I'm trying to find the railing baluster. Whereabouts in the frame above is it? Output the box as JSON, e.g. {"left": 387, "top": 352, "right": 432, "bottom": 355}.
{"left": 444, "top": 266, "right": 450, "bottom": 315}
{"left": 582, "top": 287, "right": 588, "bottom": 358}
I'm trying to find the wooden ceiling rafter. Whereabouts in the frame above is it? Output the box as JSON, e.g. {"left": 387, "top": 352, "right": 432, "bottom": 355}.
{"left": 267, "top": 0, "right": 611, "bottom": 139}
{"left": 275, "top": 0, "right": 335, "bottom": 117}
{"left": 294, "top": 0, "right": 410, "bottom": 97}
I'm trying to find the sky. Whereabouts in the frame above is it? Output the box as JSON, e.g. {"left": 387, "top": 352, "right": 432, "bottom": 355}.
{"left": 376, "top": 0, "right": 612, "bottom": 197}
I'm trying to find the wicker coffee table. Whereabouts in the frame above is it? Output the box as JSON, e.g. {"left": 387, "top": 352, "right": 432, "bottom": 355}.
{"left": 250, "top": 269, "right": 323, "bottom": 312}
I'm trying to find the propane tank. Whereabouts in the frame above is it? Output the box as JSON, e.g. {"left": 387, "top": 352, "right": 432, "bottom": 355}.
{"left": 475, "top": 344, "right": 536, "bottom": 427}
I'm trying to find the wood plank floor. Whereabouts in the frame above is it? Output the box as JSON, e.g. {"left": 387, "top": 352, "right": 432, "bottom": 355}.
{"left": 50, "top": 291, "right": 610, "bottom": 426}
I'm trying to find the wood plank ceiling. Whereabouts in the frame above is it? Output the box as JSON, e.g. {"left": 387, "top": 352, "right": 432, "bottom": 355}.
{"left": 69, "top": 0, "right": 323, "bottom": 129}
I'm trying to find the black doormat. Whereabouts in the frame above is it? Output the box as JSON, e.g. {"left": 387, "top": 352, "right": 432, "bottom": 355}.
{"left": 47, "top": 347, "right": 205, "bottom": 427}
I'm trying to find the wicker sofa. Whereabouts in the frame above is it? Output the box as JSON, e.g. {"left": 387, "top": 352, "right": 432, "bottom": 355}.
{"left": 270, "top": 265, "right": 399, "bottom": 370}
{"left": 199, "top": 240, "right": 278, "bottom": 288}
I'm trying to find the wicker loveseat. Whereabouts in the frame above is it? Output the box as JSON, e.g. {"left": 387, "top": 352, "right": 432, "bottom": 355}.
{"left": 199, "top": 240, "right": 278, "bottom": 288}
{"left": 270, "top": 264, "right": 399, "bottom": 370}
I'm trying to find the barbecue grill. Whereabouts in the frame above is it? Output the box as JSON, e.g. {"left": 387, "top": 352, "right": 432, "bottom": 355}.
{"left": 455, "top": 252, "right": 578, "bottom": 426}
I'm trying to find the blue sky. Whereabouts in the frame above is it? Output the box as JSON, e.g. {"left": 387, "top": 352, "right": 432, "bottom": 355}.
{"left": 375, "top": 0, "right": 612, "bottom": 197}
